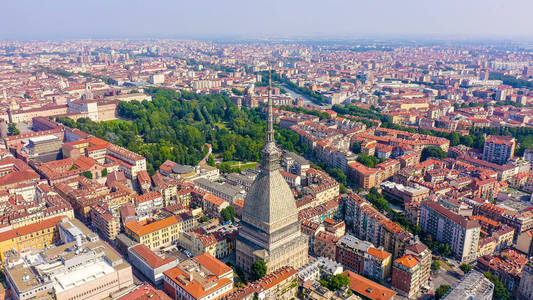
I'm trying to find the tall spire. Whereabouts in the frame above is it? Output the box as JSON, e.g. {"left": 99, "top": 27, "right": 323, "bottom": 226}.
{"left": 267, "top": 70, "right": 274, "bottom": 143}
{"left": 260, "top": 69, "right": 280, "bottom": 172}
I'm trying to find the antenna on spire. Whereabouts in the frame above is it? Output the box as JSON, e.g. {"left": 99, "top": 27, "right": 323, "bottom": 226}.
{"left": 267, "top": 69, "right": 274, "bottom": 143}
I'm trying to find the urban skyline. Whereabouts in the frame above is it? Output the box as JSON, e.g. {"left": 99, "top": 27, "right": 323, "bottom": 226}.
{"left": 0, "top": 2, "right": 531, "bottom": 300}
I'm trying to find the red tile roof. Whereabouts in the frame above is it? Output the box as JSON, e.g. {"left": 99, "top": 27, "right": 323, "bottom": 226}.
{"left": 130, "top": 244, "right": 175, "bottom": 269}
{"left": 344, "top": 270, "right": 396, "bottom": 300}
{"left": 0, "top": 215, "right": 65, "bottom": 242}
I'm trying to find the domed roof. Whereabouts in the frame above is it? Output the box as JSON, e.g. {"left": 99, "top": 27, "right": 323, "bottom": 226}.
{"left": 242, "top": 168, "right": 298, "bottom": 229}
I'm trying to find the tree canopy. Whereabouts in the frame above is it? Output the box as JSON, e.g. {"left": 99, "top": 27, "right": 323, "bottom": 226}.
{"left": 459, "top": 264, "right": 473, "bottom": 274}
{"left": 421, "top": 146, "right": 447, "bottom": 162}
{"left": 251, "top": 260, "right": 267, "bottom": 281}
{"left": 220, "top": 206, "right": 236, "bottom": 222}
{"left": 483, "top": 271, "right": 510, "bottom": 300}
{"left": 326, "top": 274, "right": 350, "bottom": 291}
{"left": 356, "top": 153, "right": 385, "bottom": 168}
{"left": 435, "top": 285, "right": 451, "bottom": 300}
{"left": 57, "top": 88, "right": 269, "bottom": 175}
{"left": 8, "top": 123, "right": 19, "bottom": 136}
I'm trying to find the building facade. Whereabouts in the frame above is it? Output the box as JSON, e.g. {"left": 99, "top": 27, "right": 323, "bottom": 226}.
{"left": 483, "top": 135, "right": 516, "bottom": 165}
{"left": 420, "top": 201, "right": 480, "bottom": 263}
{"left": 392, "top": 254, "right": 422, "bottom": 299}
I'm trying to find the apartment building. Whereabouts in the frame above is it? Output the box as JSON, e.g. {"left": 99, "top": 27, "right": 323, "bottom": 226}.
{"left": 392, "top": 254, "right": 422, "bottom": 299}
{"left": 483, "top": 135, "right": 516, "bottom": 165}
{"left": 132, "top": 191, "right": 164, "bottom": 215}
{"left": 225, "top": 266, "right": 298, "bottom": 300}
{"left": 347, "top": 161, "right": 381, "bottom": 189}
{"left": 90, "top": 202, "right": 121, "bottom": 240}
{"left": 128, "top": 244, "right": 178, "bottom": 286}
{"left": 125, "top": 215, "right": 194, "bottom": 250}
{"left": 335, "top": 234, "right": 392, "bottom": 282}
{"left": 420, "top": 201, "right": 480, "bottom": 263}
{"left": 519, "top": 261, "right": 533, "bottom": 300}
{"left": 404, "top": 241, "right": 432, "bottom": 288}
{"left": 0, "top": 215, "right": 64, "bottom": 261}
{"left": 343, "top": 193, "right": 414, "bottom": 260}
{"left": 163, "top": 253, "right": 233, "bottom": 300}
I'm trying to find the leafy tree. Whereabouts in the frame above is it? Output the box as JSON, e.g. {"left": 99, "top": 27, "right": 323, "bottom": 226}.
{"left": 421, "top": 146, "right": 447, "bottom": 162}
{"left": 431, "top": 260, "right": 441, "bottom": 271}
{"left": 459, "top": 264, "right": 473, "bottom": 274}
{"left": 356, "top": 153, "right": 374, "bottom": 167}
{"left": 7, "top": 123, "right": 19, "bottom": 136}
{"left": 81, "top": 171, "right": 93, "bottom": 179}
{"left": 199, "top": 215, "right": 209, "bottom": 223}
{"left": 437, "top": 243, "right": 452, "bottom": 257}
{"left": 318, "top": 279, "right": 329, "bottom": 288}
{"left": 101, "top": 168, "right": 108, "bottom": 177}
{"left": 329, "top": 168, "right": 347, "bottom": 185}
{"left": 489, "top": 72, "right": 533, "bottom": 89}
{"left": 223, "top": 145, "right": 236, "bottom": 161}
{"left": 220, "top": 206, "right": 236, "bottom": 222}
{"left": 231, "top": 88, "right": 243, "bottom": 96}
{"left": 251, "top": 260, "right": 267, "bottom": 281}
{"left": 327, "top": 274, "right": 350, "bottom": 291}
{"left": 483, "top": 272, "right": 510, "bottom": 300}
{"left": 366, "top": 188, "right": 390, "bottom": 213}
{"left": 449, "top": 132, "right": 460, "bottom": 146}
{"left": 207, "top": 154, "right": 215, "bottom": 167}
{"left": 473, "top": 134, "right": 485, "bottom": 150}
{"left": 57, "top": 89, "right": 272, "bottom": 175}
{"left": 351, "top": 142, "right": 361, "bottom": 154}
{"left": 460, "top": 135, "right": 474, "bottom": 147}
{"left": 356, "top": 153, "right": 383, "bottom": 168}
{"left": 435, "top": 285, "right": 451, "bottom": 299}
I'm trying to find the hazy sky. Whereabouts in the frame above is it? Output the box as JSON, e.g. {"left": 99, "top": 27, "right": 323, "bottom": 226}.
{"left": 1, "top": 0, "right": 532, "bottom": 40}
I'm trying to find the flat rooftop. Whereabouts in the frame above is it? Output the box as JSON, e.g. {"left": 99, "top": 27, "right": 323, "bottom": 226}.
{"left": 54, "top": 260, "right": 115, "bottom": 293}
{"left": 29, "top": 135, "right": 59, "bottom": 144}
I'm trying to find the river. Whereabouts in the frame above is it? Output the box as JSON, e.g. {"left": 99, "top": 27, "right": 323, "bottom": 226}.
{"left": 276, "top": 83, "right": 329, "bottom": 108}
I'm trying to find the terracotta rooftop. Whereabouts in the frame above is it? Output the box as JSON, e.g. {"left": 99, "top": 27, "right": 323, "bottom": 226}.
{"left": 0, "top": 215, "right": 65, "bottom": 242}
{"left": 125, "top": 215, "right": 181, "bottom": 236}
{"left": 130, "top": 244, "right": 175, "bottom": 269}
{"left": 367, "top": 247, "right": 391, "bottom": 260}
{"left": 423, "top": 200, "right": 480, "bottom": 230}
{"left": 116, "top": 284, "right": 171, "bottom": 300}
{"left": 164, "top": 253, "right": 232, "bottom": 299}
{"left": 394, "top": 254, "right": 419, "bottom": 269}
{"left": 344, "top": 270, "right": 396, "bottom": 300}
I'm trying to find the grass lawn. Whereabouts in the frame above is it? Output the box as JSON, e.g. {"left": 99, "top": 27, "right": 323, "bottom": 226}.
{"left": 218, "top": 160, "right": 258, "bottom": 172}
